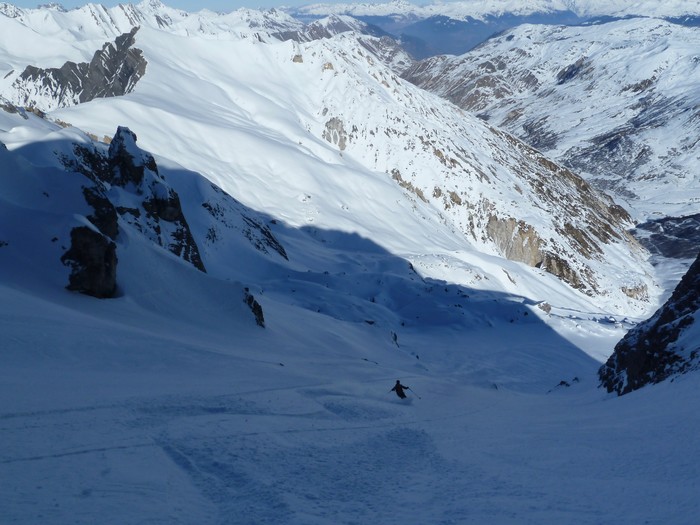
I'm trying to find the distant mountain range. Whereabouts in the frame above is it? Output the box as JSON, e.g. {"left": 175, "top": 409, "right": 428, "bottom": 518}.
{"left": 288, "top": 0, "right": 700, "bottom": 57}
{"left": 402, "top": 18, "right": 700, "bottom": 225}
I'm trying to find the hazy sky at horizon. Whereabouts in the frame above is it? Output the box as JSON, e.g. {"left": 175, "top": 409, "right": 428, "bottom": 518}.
{"left": 4, "top": 0, "right": 348, "bottom": 11}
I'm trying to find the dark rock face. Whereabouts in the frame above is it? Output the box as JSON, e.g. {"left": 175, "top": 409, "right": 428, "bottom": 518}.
{"left": 244, "top": 289, "right": 265, "bottom": 328}
{"left": 61, "top": 226, "right": 118, "bottom": 298}
{"left": 556, "top": 57, "right": 592, "bottom": 84}
{"left": 60, "top": 126, "right": 206, "bottom": 298}
{"left": 13, "top": 27, "right": 146, "bottom": 111}
{"left": 599, "top": 251, "right": 700, "bottom": 395}
{"left": 82, "top": 186, "right": 119, "bottom": 240}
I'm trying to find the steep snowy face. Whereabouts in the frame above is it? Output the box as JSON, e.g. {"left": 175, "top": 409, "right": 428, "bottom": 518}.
{"left": 292, "top": 33, "right": 653, "bottom": 308}
{"left": 264, "top": 14, "right": 415, "bottom": 73}
{"left": 599, "top": 250, "right": 700, "bottom": 395}
{"left": 2, "top": 18, "right": 656, "bottom": 314}
{"left": 403, "top": 18, "right": 700, "bottom": 221}
{"left": 0, "top": 102, "right": 284, "bottom": 322}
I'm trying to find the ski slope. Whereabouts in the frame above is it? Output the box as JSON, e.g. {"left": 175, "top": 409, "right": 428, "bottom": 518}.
{"left": 2, "top": 267, "right": 698, "bottom": 524}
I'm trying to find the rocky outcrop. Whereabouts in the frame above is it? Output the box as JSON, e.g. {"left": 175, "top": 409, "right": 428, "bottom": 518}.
{"left": 244, "top": 288, "right": 265, "bottom": 328}
{"left": 107, "top": 127, "right": 205, "bottom": 272}
{"left": 322, "top": 117, "right": 348, "bottom": 151}
{"left": 599, "top": 251, "right": 700, "bottom": 395}
{"left": 12, "top": 27, "right": 146, "bottom": 111}
{"left": 486, "top": 216, "right": 542, "bottom": 267}
{"left": 61, "top": 226, "right": 118, "bottom": 298}
{"left": 200, "top": 185, "right": 289, "bottom": 261}
{"left": 61, "top": 126, "right": 206, "bottom": 290}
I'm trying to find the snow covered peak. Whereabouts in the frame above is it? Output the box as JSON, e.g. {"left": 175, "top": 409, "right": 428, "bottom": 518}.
{"left": 108, "top": 126, "right": 152, "bottom": 172}
{"left": 0, "top": 2, "right": 302, "bottom": 44}
{"left": 38, "top": 3, "right": 66, "bottom": 11}
{"left": 0, "top": 3, "right": 23, "bottom": 17}
{"left": 137, "top": 0, "right": 166, "bottom": 9}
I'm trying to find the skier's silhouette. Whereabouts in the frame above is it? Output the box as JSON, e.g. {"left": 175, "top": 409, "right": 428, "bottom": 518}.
{"left": 391, "top": 380, "right": 409, "bottom": 399}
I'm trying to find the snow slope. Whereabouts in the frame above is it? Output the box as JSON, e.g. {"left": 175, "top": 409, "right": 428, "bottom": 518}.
{"left": 1, "top": 107, "right": 699, "bottom": 524}
{"left": 4, "top": 280, "right": 699, "bottom": 524}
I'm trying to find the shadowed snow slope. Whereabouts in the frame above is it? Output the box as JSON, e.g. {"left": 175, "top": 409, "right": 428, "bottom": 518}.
{"left": 1, "top": 67, "right": 698, "bottom": 525}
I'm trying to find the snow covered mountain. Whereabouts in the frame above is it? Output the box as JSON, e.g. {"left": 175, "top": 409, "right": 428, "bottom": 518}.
{"left": 403, "top": 18, "right": 700, "bottom": 226}
{"left": 2, "top": 2, "right": 700, "bottom": 523}
{"left": 293, "top": 0, "right": 700, "bottom": 20}
{"left": 3, "top": 104, "right": 698, "bottom": 521}
{"left": 0, "top": 1, "right": 304, "bottom": 43}
{"left": 11, "top": 27, "right": 146, "bottom": 111}
{"left": 1, "top": 14, "right": 659, "bottom": 314}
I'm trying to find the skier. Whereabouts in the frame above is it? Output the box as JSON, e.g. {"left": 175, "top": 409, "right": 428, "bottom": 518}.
{"left": 391, "top": 380, "right": 409, "bottom": 399}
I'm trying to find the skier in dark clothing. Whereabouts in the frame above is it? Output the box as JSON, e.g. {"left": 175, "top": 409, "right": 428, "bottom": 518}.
{"left": 391, "top": 380, "right": 409, "bottom": 399}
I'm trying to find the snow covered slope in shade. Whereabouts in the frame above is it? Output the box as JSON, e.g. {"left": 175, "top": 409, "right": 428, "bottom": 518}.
{"left": 2, "top": 263, "right": 699, "bottom": 523}
{"left": 0, "top": 98, "right": 614, "bottom": 394}
{"left": 40, "top": 27, "right": 658, "bottom": 317}
{"left": 1, "top": 106, "right": 699, "bottom": 523}
{"left": 2, "top": 29, "right": 699, "bottom": 525}
{"left": 403, "top": 18, "right": 700, "bottom": 222}
{"left": 0, "top": 101, "right": 596, "bottom": 365}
